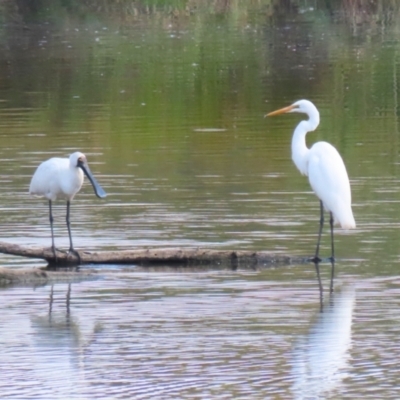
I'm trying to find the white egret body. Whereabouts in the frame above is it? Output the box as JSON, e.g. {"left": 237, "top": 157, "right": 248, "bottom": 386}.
{"left": 30, "top": 152, "right": 107, "bottom": 261}
{"left": 267, "top": 100, "right": 355, "bottom": 261}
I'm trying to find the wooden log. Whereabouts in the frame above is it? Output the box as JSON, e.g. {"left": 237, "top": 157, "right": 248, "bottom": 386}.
{"left": 0, "top": 240, "right": 309, "bottom": 267}
{"left": 0, "top": 266, "right": 97, "bottom": 285}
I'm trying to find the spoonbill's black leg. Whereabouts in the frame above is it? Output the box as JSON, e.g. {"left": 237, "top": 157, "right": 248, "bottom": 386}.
{"left": 66, "top": 201, "right": 81, "bottom": 264}
{"left": 48, "top": 200, "right": 57, "bottom": 263}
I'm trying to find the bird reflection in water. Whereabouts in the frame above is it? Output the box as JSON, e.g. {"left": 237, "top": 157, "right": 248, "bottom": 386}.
{"left": 314, "top": 257, "right": 335, "bottom": 310}
{"left": 291, "top": 285, "right": 355, "bottom": 399}
{"left": 49, "top": 283, "right": 72, "bottom": 316}
{"left": 30, "top": 283, "right": 89, "bottom": 395}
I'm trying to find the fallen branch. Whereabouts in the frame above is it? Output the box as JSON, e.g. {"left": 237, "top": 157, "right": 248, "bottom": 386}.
{"left": 0, "top": 241, "right": 308, "bottom": 267}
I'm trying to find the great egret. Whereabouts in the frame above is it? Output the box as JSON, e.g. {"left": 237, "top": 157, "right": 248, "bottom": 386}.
{"left": 267, "top": 100, "right": 355, "bottom": 262}
{"left": 29, "top": 152, "right": 107, "bottom": 261}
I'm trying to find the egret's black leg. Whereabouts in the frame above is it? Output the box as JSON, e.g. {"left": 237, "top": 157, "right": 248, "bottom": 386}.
{"left": 49, "top": 200, "right": 57, "bottom": 262}
{"left": 312, "top": 200, "right": 324, "bottom": 263}
{"left": 329, "top": 212, "right": 335, "bottom": 262}
{"left": 66, "top": 201, "right": 81, "bottom": 264}
{"left": 329, "top": 257, "right": 335, "bottom": 294}
{"left": 329, "top": 212, "right": 335, "bottom": 293}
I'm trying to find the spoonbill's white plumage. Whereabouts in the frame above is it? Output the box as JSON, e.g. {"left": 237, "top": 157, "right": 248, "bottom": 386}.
{"left": 267, "top": 100, "right": 355, "bottom": 261}
{"left": 29, "top": 151, "right": 106, "bottom": 260}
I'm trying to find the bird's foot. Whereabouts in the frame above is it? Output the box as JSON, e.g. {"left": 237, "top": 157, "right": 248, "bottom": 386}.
{"left": 67, "top": 248, "right": 81, "bottom": 265}
{"left": 48, "top": 246, "right": 69, "bottom": 268}
{"left": 50, "top": 246, "right": 60, "bottom": 264}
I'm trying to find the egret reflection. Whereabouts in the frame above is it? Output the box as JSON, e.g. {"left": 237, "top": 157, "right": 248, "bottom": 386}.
{"left": 314, "top": 257, "right": 336, "bottom": 307}
{"left": 291, "top": 286, "right": 355, "bottom": 399}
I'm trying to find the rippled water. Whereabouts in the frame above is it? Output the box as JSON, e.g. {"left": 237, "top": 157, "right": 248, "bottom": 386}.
{"left": 2, "top": 271, "right": 400, "bottom": 398}
{"left": 1, "top": 2, "right": 400, "bottom": 398}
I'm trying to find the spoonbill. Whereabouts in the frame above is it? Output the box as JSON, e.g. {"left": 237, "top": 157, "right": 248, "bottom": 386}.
{"left": 266, "top": 100, "right": 355, "bottom": 262}
{"left": 29, "top": 151, "right": 107, "bottom": 260}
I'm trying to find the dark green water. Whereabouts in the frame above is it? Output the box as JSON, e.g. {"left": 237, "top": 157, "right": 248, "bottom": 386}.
{"left": 1, "top": 2, "right": 400, "bottom": 398}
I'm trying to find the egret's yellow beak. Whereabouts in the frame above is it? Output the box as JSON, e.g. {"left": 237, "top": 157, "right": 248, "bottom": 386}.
{"left": 265, "top": 104, "right": 296, "bottom": 118}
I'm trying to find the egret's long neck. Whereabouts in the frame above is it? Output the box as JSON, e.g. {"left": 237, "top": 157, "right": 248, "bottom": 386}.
{"left": 291, "top": 114, "right": 319, "bottom": 176}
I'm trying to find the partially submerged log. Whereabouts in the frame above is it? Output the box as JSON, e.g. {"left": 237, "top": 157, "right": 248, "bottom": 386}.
{"left": 0, "top": 240, "right": 308, "bottom": 267}
{"left": 0, "top": 266, "right": 96, "bottom": 285}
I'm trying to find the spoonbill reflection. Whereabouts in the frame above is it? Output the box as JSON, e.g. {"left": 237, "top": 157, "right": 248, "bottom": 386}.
{"left": 29, "top": 152, "right": 107, "bottom": 260}
{"left": 267, "top": 100, "right": 355, "bottom": 261}
{"left": 30, "top": 284, "right": 91, "bottom": 397}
